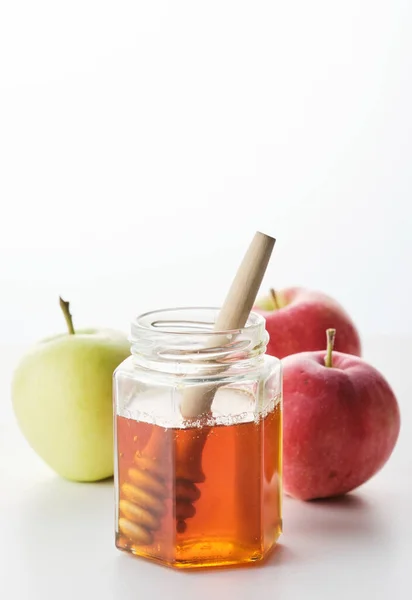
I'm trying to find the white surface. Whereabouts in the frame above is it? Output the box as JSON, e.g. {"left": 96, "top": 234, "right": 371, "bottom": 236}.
{"left": 1, "top": 1, "right": 412, "bottom": 339}
{"left": 1, "top": 335, "right": 410, "bottom": 599}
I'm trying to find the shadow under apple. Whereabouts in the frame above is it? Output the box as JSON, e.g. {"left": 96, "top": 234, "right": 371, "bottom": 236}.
{"left": 283, "top": 490, "right": 387, "bottom": 559}
{"left": 15, "top": 475, "right": 114, "bottom": 569}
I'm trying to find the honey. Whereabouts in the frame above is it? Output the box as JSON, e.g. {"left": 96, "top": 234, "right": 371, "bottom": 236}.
{"left": 115, "top": 393, "right": 282, "bottom": 569}
{"left": 114, "top": 306, "right": 283, "bottom": 568}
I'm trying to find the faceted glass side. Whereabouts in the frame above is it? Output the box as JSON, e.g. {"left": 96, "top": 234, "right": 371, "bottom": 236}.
{"left": 114, "top": 363, "right": 282, "bottom": 569}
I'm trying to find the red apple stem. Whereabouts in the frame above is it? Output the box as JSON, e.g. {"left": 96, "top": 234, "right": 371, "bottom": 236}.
{"left": 269, "top": 288, "right": 279, "bottom": 310}
{"left": 325, "top": 328, "right": 336, "bottom": 368}
{"left": 59, "top": 297, "right": 75, "bottom": 335}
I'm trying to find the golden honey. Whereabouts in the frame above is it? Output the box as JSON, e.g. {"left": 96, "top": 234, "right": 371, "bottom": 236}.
{"left": 115, "top": 394, "right": 282, "bottom": 568}
{"left": 114, "top": 307, "right": 283, "bottom": 569}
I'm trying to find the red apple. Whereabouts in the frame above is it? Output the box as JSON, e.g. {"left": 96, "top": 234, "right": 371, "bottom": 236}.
{"left": 282, "top": 330, "right": 401, "bottom": 500}
{"left": 254, "top": 287, "right": 361, "bottom": 358}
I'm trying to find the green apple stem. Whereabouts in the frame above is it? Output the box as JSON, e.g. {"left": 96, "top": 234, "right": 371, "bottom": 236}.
{"left": 59, "top": 297, "right": 75, "bottom": 335}
{"left": 270, "top": 288, "right": 279, "bottom": 310}
{"left": 324, "top": 328, "right": 336, "bottom": 368}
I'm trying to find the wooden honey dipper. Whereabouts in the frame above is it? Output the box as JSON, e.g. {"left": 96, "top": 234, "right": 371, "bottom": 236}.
{"left": 118, "top": 232, "right": 276, "bottom": 546}
{"left": 119, "top": 425, "right": 206, "bottom": 544}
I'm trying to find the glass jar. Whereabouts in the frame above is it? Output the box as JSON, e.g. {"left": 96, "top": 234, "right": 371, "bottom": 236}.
{"left": 113, "top": 307, "right": 282, "bottom": 569}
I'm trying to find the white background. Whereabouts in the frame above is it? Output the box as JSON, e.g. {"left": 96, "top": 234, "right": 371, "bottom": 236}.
{"left": 1, "top": 3, "right": 411, "bottom": 598}
{"left": 1, "top": 0, "right": 411, "bottom": 347}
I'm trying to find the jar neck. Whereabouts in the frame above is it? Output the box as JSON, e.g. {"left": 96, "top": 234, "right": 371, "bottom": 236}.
{"left": 130, "top": 308, "right": 268, "bottom": 376}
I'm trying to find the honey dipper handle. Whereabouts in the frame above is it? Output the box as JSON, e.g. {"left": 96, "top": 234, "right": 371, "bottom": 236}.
{"left": 214, "top": 231, "right": 276, "bottom": 332}
{"left": 181, "top": 231, "right": 276, "bottom": 418}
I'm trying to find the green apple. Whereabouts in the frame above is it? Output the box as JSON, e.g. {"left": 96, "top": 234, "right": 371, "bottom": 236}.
{"left": 12, "top": 298, "right": 130, "bottom": 482}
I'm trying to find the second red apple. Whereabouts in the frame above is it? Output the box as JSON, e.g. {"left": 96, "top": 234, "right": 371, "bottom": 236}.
{"left": 255, "top": 287, "right": 361, "bottom": 359}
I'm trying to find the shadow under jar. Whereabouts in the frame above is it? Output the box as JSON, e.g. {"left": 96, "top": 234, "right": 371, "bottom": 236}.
{"left": 113, "top": 308, "right": 282, "bottom": 569}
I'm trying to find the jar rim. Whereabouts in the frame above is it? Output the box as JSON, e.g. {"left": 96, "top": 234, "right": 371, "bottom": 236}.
{"left": 132, "top": 307, "right": 266, "bottom": 337}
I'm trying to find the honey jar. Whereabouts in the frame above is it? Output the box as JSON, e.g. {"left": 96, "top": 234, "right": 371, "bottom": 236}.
{"left": 113, "top": 307, "right": 282, "bottom": 568}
